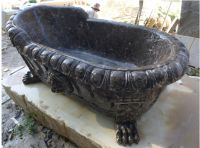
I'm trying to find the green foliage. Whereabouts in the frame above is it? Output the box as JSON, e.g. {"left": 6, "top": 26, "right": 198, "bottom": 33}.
{"left": 14, "top": 113, "right": 38, "bottom": 139}
{"left": 189, "top": 69, "right": 200, "bottom": 76}
{"left": 186, "top": 67, "right": 200, "bottom": 77}
{"left": 25, "top": 113, "right": 37, "bottom": 134}
{"left": 29, "top": 0, "right": 37, "bottom": 3}
{"left": 14, "top": 125, "right": 24, "bottom": 139}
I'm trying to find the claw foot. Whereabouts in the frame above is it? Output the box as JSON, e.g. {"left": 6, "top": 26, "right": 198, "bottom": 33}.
{"left": 22, "top": 71, "right": 41, "bottom": 85}
{"left": 116, "top": 121, "right": 140, "bottom": 146}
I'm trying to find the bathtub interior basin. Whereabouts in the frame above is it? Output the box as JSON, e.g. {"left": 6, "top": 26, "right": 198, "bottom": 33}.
{"left": 13, "top": 6, "right": 175, "bottom": 70}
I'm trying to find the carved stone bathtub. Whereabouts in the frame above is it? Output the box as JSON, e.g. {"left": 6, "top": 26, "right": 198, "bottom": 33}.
{"left": 6, "top": 6, "right": 189, "bottom": 145}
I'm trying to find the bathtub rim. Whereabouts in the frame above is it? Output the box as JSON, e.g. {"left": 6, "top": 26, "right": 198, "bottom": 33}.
{"left": 6, "top": 6, "right": 189, "bottom": 91}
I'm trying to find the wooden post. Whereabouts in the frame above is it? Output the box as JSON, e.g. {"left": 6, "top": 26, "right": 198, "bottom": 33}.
{"left": 135, "top": 0, "right": 143, "bottom": 25}
{"left": 161, "top": 0, "right": 172, "bottom": 30}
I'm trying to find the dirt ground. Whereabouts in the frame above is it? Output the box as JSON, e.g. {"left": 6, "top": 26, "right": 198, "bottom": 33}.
{"left": 2, "top": 31, "right": 77, "bottom": 148}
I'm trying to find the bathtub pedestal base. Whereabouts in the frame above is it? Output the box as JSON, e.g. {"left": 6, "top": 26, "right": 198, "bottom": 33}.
{"left": 116, "top": 121, "right": 140, "bottom": 145}
{"left": 22, "top": 71, "right": 41, "bottom": 85}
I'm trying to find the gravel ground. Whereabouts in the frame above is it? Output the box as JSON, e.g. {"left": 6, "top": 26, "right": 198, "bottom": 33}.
{"left": 2, "top": 31, "right": 77, "bottom": 148}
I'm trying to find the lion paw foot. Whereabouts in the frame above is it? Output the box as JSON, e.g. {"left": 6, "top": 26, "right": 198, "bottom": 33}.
{"left": 116, "top": 122, "right": 140, "bottom": 146}
{"left": 22, "top": 71, "right": 40, "bottom": 85}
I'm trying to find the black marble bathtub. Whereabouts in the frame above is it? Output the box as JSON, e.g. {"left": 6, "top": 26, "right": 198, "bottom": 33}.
{"left": 6, "top": 6, "right": 189, "bottom": 145}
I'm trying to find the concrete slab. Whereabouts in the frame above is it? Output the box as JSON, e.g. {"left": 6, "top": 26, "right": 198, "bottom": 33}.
{"left": 2, "top": 68, "right": 199, "bottom": 148}
{"left": 174, "top": 34, "right": 199, "bottom": 68}
{"left": 175, "top": 34, "right": 194, "bottom": 50}
{"left": 189, "top": 38, "right": 200, "bottom": 68}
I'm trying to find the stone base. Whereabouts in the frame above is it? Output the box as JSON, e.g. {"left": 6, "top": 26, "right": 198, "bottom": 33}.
{"left": 2, "top": 68, "right": 199, "bottom": 148}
